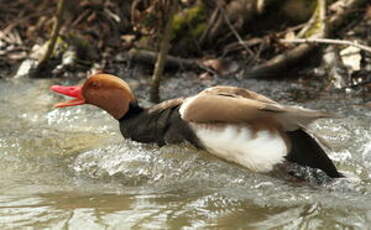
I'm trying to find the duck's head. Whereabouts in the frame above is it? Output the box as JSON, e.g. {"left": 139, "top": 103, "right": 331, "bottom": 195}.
{"left": 51, "top": 73, "right": 136, "bottom": 120}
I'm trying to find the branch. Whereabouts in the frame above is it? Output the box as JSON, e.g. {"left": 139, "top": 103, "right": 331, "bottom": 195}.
{"left": 280, "top": 38, "right": 371, "bottom": 53}
{"left": 128, "top": 49, "right": 196, "bottom": 70}
{"left": 221, "top": 8, "right": 254, "bottom": 57}
{"left": 247, "top": 0, "right": 368, "bottom": 78}
{"left": 247, "top": 43, "right": 314, "bottom": 78}
{"left": 128, "top": 49, "right": 218, "bottom": 75}
{"left": 38, "top": 0, "right": 65, "bottom": 67}
{"left": 150, "top": 0, "right": 176, "bottom": 103}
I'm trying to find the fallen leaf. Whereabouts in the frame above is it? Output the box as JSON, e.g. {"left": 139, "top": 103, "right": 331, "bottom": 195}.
{"left": 121, "top": 35, "right": 136, "bottom": 43}
{"left": 201, "top": 58, "right": 224, "bottom": 74}
{"left": 340, "top": 46, "right": 361, "bottom": 71}
{"left": 198, "top": 72, "right": 212, "bottom": 80}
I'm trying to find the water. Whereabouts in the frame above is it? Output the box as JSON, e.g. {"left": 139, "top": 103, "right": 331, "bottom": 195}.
{"left": 0, "top": 76, "right": 370, "bottom": 229}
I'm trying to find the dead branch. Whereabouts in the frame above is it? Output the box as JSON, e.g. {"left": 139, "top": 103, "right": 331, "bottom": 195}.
{"left": 150, "top": 1, "right": 176, "bottom": 103}
{"left": 280, "top": 38, "right": 371, "bottom": 53}
{"left": 128, "top": 49, "right": 196, "bottom": 69}
{"left": 221, "top": 8, "right": 254, "bottom": 58}
{"left": 128, "top": 49, "right": 217, "bottom": 74}
{"left": 327, "top": 0, "right": 366, "bottom": 32}
{"left": 247, "top": 0, "right": 368, "bottom": 78}
{"left": 222, "top": 24, "right": 305, "bottom": 56}
{"left": 199, "top": 7, "right": 220, "bottom": 46}
{"left": 38, "top": 0, "right": 65, "bottom": 67}
{"left": 247, "top": 43, "right": 314, "bottom": 78}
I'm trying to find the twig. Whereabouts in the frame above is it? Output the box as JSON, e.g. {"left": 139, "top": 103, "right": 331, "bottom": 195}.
{"left": 247, "top": 43, "right": 314, "bottom": 78}
{"left": 150, "top": 0, "right": 176, "bottom": 103}
{"left": 199, "top": 7, "right": 220, "bottom": 46}
{"left": 38, "top": 0, "right": 65, "bottom": 67}
{"left": 280, "top": 38, "right": 371, "bottom": 53}
{"left": 223, "top": 23, "right": 304, "bottom": 56}
{"left": 327, "top": 0, "right": 367, "bottom": 32}
{"left": 247, "top": 0, "right": 367, "bottom": 78}
{"left": 221, "top": 8, "right": 255, "bottom": 58}
{"left": 128, "top": 49, "right": 217, "bottom": 74}
{"left": 1, "top": 9, "right": 53, "bottom": 33}
{"left": 128, "top": 49, "right": 196, "bottom": 69}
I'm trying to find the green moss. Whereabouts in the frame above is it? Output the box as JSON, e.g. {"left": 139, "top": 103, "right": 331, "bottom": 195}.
{"left": 138, "top": 3, "right": 208, "bottom": 53}
{"left": 190, "top": 23, "right": 207, "bottom": 37}
{"left": 172, "top": 3, "right": 206, "bottom": 37}
{"left": 301, "top": 0, "right": 325, "bottom": 37}
{"left": 50, "top": 36, "right": 68, "bottom": 57}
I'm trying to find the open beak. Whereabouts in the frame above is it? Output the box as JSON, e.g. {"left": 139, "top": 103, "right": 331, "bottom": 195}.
{"left": 50, "top": 85, "right": 85, "bottom": 108}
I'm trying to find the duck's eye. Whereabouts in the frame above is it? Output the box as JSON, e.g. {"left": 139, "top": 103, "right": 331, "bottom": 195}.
{"left": 91, "top": 82, "right": 100, "bottom": 89}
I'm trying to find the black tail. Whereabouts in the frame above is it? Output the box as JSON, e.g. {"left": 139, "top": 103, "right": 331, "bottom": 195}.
{"left": 285, "top": 130, "right": 343, "bottom": 178}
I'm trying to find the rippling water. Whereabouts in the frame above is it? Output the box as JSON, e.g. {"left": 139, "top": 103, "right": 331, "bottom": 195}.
{"left": 0, "top": 77, "right": 370, "bottom": 229}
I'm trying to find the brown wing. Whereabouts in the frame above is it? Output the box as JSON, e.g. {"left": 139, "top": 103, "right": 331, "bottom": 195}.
{"left": 180, "top": 86, "right": 333, "bottom": 131}
{"left": 148, "top": 97, "right": 184, "bottom": 113}
{"left": 199, "top": 86, "right": 279, "bottom": 104}
{"left": 180, "top": 94, "right": 284, "bottom": 123}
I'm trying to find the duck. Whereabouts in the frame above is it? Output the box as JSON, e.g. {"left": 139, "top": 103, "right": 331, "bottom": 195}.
{"left": 50, "top": 73, "right": 343, "bottom": 179}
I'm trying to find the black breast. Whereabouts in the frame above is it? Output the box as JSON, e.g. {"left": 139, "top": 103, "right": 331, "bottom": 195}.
{"left": 119, "top": 103, "right": 202, "bottom": 147}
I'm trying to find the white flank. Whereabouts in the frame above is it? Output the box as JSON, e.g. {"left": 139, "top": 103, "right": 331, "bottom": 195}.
{"left": 191, "top": 124, "right": 288, "bottom": 172}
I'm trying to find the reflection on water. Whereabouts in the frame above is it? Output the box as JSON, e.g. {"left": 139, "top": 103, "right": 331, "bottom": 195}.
{"left": 0, "top": 77, "right": 370, "bottom": 229}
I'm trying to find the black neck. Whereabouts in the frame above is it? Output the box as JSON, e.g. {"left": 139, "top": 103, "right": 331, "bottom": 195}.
{"left": 118, "top": 101, "right": 203, "bottom": 148}
{"left": 119, "top": 102, "right": 144, "bottom": 121}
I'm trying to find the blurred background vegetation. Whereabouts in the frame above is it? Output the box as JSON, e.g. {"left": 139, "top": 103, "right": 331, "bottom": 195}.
{"left": 0, "top": 0, "right": 370, "bottom": 103}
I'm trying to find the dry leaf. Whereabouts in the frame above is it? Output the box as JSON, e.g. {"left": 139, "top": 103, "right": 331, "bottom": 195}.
{"left": 340, "top": 46, "right": 361, "bottom": 71}
{"left": 121, "top": 35, "right": 135, "bottom": 43}
{"left": 201, "top": 58, "right": 224, "bottom": 74}
{"left": 198, "top": 72, "right": 212, "bottom": 80}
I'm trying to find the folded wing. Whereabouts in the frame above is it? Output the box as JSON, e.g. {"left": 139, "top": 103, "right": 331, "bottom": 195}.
{"left": 180, "top": 86, "right": 333, "bottom": 131}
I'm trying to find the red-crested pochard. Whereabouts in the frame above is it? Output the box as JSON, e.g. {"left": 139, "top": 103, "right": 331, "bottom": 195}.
{"left": 51, "top": 73, "right": 343, "bottom": 178}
